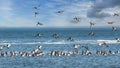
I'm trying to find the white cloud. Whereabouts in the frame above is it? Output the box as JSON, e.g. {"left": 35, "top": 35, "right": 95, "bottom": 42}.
{"left": 0, "top": 0, "right": 120, "bottom": 28}
{"left": 0, "top": 0, "right": 13, "bottom": 19}
{"left": 0, "top": 0, "right": 36, "bottom": 27}
{"left": 42, "top": 0, "right": 94, "bottom": 27}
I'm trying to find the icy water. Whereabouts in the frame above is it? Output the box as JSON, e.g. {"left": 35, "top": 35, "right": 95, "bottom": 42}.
{"left": 0, "top": 27, "right": 120, "bottom": 68}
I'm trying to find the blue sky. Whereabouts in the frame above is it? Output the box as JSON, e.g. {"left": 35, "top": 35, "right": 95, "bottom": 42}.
{"left": 0, "top": 0, "right": 120, "bottom": 27}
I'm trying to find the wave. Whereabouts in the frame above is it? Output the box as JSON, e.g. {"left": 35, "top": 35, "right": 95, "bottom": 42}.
{"left": 97, "top": 40, "right": 119, "bottom": 44}
{"left": 0, "top": 40, "right": 119, "bottom": 45}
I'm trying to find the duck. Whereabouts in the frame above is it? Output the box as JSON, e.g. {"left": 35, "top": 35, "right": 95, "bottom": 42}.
{"left": 6, "top": 44, "right": 11, "bottom": 49}
{"left": 115, "top": 38, "right": 120, "bottom": 42}
{"left": 53, "top": 34, "right": 59, "bottom": 39}
{"left": 89, "top": 31, "right": 95, "bottom": 36}
{"left": 0, "top": 45, "right": 3, "bottom": 50}
{"left": 35, "top": 33, "right": 43, "bottom": 37}
{"left": 67, "top": 37, "right": 74, "bottom": 41}
{"left": 98, "top": 41, "right": 109, "bottom": 47}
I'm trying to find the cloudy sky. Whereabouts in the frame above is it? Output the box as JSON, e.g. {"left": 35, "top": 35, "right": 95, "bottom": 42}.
{"left": 0, "top": 0, "right": 120, "bottom": 28}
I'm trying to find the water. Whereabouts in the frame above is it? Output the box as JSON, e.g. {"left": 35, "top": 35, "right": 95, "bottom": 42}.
{"left": 0, "top": 27, "right": 120, "bottom": 68}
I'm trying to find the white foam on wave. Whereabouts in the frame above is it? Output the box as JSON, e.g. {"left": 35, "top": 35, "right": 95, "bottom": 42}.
{"left": 75, "top": 40, "right": 97, "bottom": 44}
{"left": 42, "top": 41, "right": 65, "bottom": 44}
{"left": 0, "top": 40, "right": 66, "bottom": 45}
{"left": 0, "top": 40, "right": 119, "bottom": 45}
{"left": 97, "top": 40, "right": 120, "bottom": 44}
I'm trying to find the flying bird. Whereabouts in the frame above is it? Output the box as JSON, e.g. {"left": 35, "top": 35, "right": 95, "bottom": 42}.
{"left": 74, "top": 17, "right": 81, "bottom": 22}
{"left": 34, "top": 12, "right": 39, "bottom": 17}
{"left": 107, "top": 21, "right": 114, "bottom": 24}
{"left": 89, "top": 31, "right": 95, "bottom": 36}
{"left": 71, "top": 17, "right": 81, "bottom": 23}
{"left": 82, "top": 45, "right": 89, "bottom": 50}
{"left": 107, "top": 22, "right": 116, "bottom": 31}
{"left": 90, "top": 22, "right": 95, "bottom": 26}
{"left": 35, "top": 33, "right": 43, "bottom": 37}
{"left": 114, "top": 13, "right": 119, "bottom": 16}
{"left": 33, "top": 5, "right": 40, "bottom": 10}
{"left": 67, "top": 37, "right": 74, "bottom": 41}
{"left": 115, "top": 38, "right": 120, "bottom": 42}
{"left": 98, "top": 41, "right": 109, "bottom": 47}
{"left": 89, "top": 22, "right": 95, "bottom": 36}
{"left": 112, "top": 26, "right": 117, "bottom": 31}
{"left": 56, "top": 10, "right": 64, "bottom": 14}
{"left": 90, "top": 22, "right": 95, "bottom": 28}
{"left": 36, "top": 22, "right": 43, "bottom": 26}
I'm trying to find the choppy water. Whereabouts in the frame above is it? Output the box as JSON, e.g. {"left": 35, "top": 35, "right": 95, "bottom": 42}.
{"left": 0, "top": 27, "right": 120, "bottom": 68}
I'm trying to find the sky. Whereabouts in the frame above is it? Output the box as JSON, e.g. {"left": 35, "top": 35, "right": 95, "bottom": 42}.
{"left": 0, "top": 0, "right": 120, "bottom": 28}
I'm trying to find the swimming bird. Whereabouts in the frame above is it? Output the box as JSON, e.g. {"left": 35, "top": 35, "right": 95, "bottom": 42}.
{"left": 10, "top": 51, "right": 18, "bottom": 57}
{"left": 0, "top": 45, "right": 3, "bottom": 50}
{"left": 85, "top": 50, "right": 92, "bottom": 56}
{"left": 6, "top": 44, "right": 11, "bottom": 49}
{"left": 0, "top": 52, "right": 7, "bottom": 57}
{"left": 37, "top": 45, "right": 42, "bottom": 49}
{"left": 32, "top": 48, "right": 44, "bottom": 56}
{"left": 73, "top": 44, "right": 79, "bottom": 49}
{"left": 73, "top": 44, "right": 79, "bottom": 54}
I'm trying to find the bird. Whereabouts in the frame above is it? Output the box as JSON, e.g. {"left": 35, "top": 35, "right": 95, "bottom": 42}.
{"left": 115, "top": 38, "right": 120, "bottom": 42}
{"left": 89, "top": 31, "right": 95, "bottom": 36}
{"left": 107, "top": 21, "right": 114, "bottom": 24}
{"left": 0, "top": 45, "right": 3, "bottom": 50}
{"left": 82, "top": 45, "right": 89, "bottom": 50}
{"left": 112, "top": 26, "right": 117, "bottom": 31}
{"left": 53, "top": 34, "right": 60, "bottom": 39}
{"left": 89, "top": 22, "right": 95, "bottom": 36}
{"left": 90, "top": 22, "right": 95, "bottom": 26}
{"left": 113, "top": 13, "right": 119, "bottom": 16}
{"left": 34, "top": 12, "right": 39, "bottom": 17}
{"left": 35, "top": 33, "right": 43, "bottom": 37}
{"left": 98, "top": 41, "right": 109, "bottom": 47}
{"left": 73, "top": 44, "right": 79, "bottom": 54}
{"left": 71, "top": 17, "right": 81, "bottom": 23}
{"left": 90, "top": 22, "right": 95, "bottom": 28}
{"left": 36, "top": 22, "right": 43, "bottom": 26}
{"left": 67, "top": 37, "right": 74, "bottom": 41}
{"left": 33, "top": 5, "right": 40, "bottom": 10}
{"left": 56, "top": 10, "right": 64, "bottom": 14}
{"left": 73, "top": 44, "right": 79, "bottom": 49}
{"left": 37, "top": 45, "right": 42, "bottom": 49}
{"left": 6, "top": 44, "right": 11, "bottom": 49}
{"left": 74, "top": 17, "right": 81, "bottom": 22}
